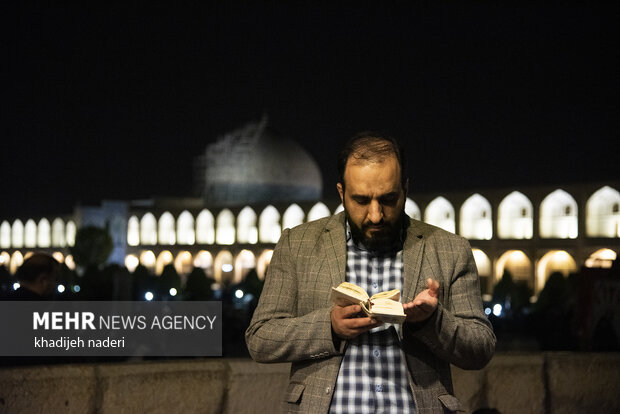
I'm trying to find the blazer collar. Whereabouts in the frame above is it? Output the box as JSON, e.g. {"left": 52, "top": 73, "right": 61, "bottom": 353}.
{"left": 323, "top": 212, "right": 348, "bottom": 286}
{"left": 402, "top": 219, "right": 427, "bottom": 302}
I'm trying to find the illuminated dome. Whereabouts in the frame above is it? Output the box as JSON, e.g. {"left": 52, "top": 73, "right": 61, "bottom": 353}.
{"left": 195, "top": 117, "right": 323, "bottom": 205}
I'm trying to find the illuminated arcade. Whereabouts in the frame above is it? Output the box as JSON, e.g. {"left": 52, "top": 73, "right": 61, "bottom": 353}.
{"left": 1, "top": 120, "right": 618, "bottom": 298}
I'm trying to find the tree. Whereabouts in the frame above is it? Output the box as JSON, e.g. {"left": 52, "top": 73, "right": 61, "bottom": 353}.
{"left": 69, "top": 226, "right": 113, "bottom": 268}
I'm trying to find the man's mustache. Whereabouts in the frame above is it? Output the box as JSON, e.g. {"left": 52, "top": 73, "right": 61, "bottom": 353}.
{"left": 363, "top": 223, "right": 388, "bottom": 231}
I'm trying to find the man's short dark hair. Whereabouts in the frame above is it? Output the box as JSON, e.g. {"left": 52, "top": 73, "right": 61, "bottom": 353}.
{"left": 16, "top": 253, "right": 60, "bottom": 282}
{"left": 337, "top": 132, "right": 408, "bottom": 191}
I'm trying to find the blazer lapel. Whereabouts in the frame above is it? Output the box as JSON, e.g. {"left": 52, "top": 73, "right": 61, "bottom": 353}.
{"left": 322, "top": 212, "right": 347, "bottom": 288}
{"left": 402, "top": 219, "right": 426, "bottom": 303}
{"left": 319, "top": 214, "right": 426, "bottom": 302}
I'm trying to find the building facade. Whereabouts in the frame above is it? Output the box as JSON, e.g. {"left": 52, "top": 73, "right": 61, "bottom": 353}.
{"left": 1, "top": 120, "right": 618, "bottom": 297}
{"left": 1, "top": 181, "right": 618, "bottom": 297}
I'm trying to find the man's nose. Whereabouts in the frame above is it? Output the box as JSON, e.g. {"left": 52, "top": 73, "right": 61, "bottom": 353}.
{"left": 367, "top": 200, "right": 383, "bottom": 224}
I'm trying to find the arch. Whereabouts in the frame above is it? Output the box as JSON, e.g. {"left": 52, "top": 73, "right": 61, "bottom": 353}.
{"left": 140, "top": 213, "right": 157, "bottom": 245}
{"left": 214, "top": 250, "right": 234, "bottom": 285}
{"left": 586, "top": 186, "right": 620, "bottom": 237}
{"left": 177, "top": 211, "right": 195, "bottom": 245}
{"left": 472, "top": 249, "right": 492, "bottom": 277}
{"left": 194, "top": 250, "right": 214, "bottom": 273}
{"left": 460, "top": 194, "right": 492, "bottom": 240}
{"left": 24, "top": 219, "right": 37, "bottom": 248}
{"left": 127, "top": 216, "right": 140, "bottom": 246}
{"left": 536, "top": 250, "right": 577, "bottom": 293}
{"left": 156, "top": 250, "right": 174, "bottom": 275}
{"left": 10, "top": 251, "right": 23, "bottom": 274}
{"left": 0, "top": 251, "right": 10, "bottom": 268}
{"left": 237, "top": 206, "right": 258, "bottom": 244}
{"left": 334, "top": 204, "right": 344, "bottom": 215}
{"left": 0, "top": 221, "right": 11, "bottom": 249}
{"left": 257, "top": 249, "right": 274, "bottom": 281}
{"left": 51, "top": 218, "right": 66, "bottom": 247}
{"left": 125, "top": 254, "right": 140, "bottom": 273}
{"left": 540, "top": 189, "right": 578, "bottom": 239}
{"left": 472, "top": 248, "right": 492, "bottom": 295}
{"left": 424, "top": 197, "right": 455, "bottom": 233}
{"left": 11, "top": 220, "right": 24, "bottom": 249}
{"left": 196, "top": 209, "right": 215, "bottom": 244}
{"left": 308, "top": 202, "right": 330, "bottom": 222}
{"left": 216, "top": 209, "right": 235, "bottom": 245}
{"left": 139, "top": 250, "right": 156, "bottom": 271}
{"left": 496, "top": 250, "right": 533, "bottom": 289}
{"left": 64, "top": 255, "right": 76, "bottom": 271}
{"left": 158, "top": 212, "right": 176, "bottom": 245}
{"left": 234, "top": 249, "right": 256, "bottom": 284}
{"left": 405, "top": 198, "right": 421, "bottom": 221}
{"left": 37, "top": 218, "right": 51, "bottom": 248}
{"left": 259, "top": 205, "right": 281, "bottom": 243}
{"left": 52, "top": 252, "right": 64, "bottom": 264}
{"left": 174, "top": 251, "right": 193, "bottom": 275}
{"left": 497, "top": 191, "right": 533, "bottom": 239}
{"left": 66, "top": 221, "right": 76, "bottom": 247}
{"left": 283, "top": 204, "right": 305, "bottom": 230}
{"left": 585, "top": 248, "right": 617, "bottom": 269}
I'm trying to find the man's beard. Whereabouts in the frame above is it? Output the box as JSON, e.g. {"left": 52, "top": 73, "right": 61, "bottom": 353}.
{"left": 345, "top": 208, "right": 406, "bottom": 254}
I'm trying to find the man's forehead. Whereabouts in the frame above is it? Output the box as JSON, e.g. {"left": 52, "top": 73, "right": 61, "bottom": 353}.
{"left": 347, "top": 152, "right": 398, "bottom": 167}
{"left": 346, "top": 155, "right": 400, "bottom": 172}
{"left": 343, "top": 157, "right": 403, "bottom": 193}
{"left": 347, "top": 182, "right": 402, "bottom": 196}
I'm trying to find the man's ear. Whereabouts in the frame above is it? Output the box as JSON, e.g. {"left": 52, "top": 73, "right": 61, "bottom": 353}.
{"left": 336, "top": 182, "right": 344, "bottom": 203}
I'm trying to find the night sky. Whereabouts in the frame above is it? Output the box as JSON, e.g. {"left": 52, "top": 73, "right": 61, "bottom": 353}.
{"left": 2, "top": 2, "right": 619, "bottom": 219}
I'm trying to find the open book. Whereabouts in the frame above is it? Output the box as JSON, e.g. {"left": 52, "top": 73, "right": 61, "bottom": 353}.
{"left": 330, "top": 282, "right": 406, "bottom": 324}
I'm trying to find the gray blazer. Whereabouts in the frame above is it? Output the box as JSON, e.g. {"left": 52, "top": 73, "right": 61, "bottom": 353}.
{"left": 246, "top": 212, "right": 496, "bottom": 413}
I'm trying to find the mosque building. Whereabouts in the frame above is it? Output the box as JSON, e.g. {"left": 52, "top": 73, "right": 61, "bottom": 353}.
{"left": 1, "top": 118, "right": 618, "bottom": 299}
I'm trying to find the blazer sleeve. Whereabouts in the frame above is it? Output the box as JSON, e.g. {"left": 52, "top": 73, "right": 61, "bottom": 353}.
{"left": 403, "top": 236, "right": 496, "bottom": 370}
{"left": 245, "top": 228, "right": 340, "bottom": 363}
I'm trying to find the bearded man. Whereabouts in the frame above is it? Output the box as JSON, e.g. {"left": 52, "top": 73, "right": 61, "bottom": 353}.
{"left": 246, "top": 133, "right": 495, "bottom": 413}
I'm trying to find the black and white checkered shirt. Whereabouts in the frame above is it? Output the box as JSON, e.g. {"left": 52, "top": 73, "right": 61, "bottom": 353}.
{"left": 329, "top": 224, "right": 415, "bottom": 413}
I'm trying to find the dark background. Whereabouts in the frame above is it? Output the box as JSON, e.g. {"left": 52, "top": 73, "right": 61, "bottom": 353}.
{"left": 2, "top": 2, "right": 618, "bottom": 218}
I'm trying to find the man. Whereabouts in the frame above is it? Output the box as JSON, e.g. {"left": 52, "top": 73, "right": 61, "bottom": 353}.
{"left": 10, "top": 253, "right": 60, "bottom": 300}
{"left": 246, "top": 133, "right": 495, "bottom": 413}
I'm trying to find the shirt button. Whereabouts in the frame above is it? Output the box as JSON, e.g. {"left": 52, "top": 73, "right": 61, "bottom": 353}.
{"left": 373, "top": 349, "right": 381, "bottom": 358}
{"left": 375, "top": 385, "right": 383, "bottom": 392}
{"left": 325, "top": 386, "right": 331, "bottom": 395}
{"left": 372, "top": 282, "right": 378, "bottom": 289}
